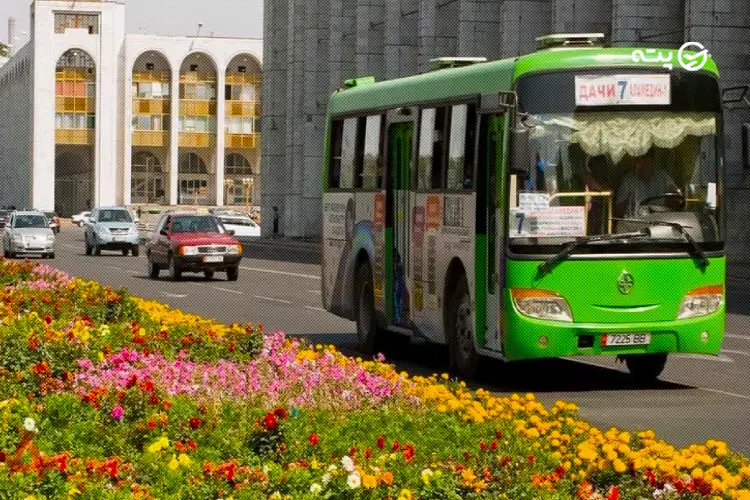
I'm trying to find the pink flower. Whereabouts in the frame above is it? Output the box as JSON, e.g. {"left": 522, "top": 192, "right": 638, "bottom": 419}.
{"left": 111, "top": 405, "right": 124, "bottom": 421}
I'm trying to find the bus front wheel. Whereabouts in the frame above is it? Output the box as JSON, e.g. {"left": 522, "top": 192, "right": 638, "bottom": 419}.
{"left": 448, "top": 275, "right": 479, "bottom": 379}
{"left": 624, "top": 353, "right": 667, "bottom": 385}
{"left": 355, "top": 261, "right": 379, "bottom": 354}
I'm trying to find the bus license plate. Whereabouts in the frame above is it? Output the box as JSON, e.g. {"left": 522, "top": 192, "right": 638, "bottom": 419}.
{"left": 603, "top": 333, "right": 651, "bottom": 346}
{"left": 203, "top": 255, "right": 223, "bottom": 263}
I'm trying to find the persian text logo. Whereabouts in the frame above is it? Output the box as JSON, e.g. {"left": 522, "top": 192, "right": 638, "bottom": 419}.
{"left": 678, "top": 42, "right": 709, "bottom": 71}
{"left": 630, "top": 42, "right": 709, "bottom": 72}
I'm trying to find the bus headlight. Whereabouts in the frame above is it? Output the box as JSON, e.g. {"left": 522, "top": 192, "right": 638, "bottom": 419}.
{"left": 677, "top": 285, "right": 723, "bottom": 319}
{"left": 512, "top": 289, "right": 573, "bottom": 322}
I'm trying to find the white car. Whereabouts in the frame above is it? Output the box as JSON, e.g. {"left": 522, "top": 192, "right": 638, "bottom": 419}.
{"left": 218, "top": 215, "right": 261, "bottom": 237}
{"left": 3, "top": 211, "right": 56, "bottom": 259}
{"left": 72, "top": 211, "right": 92, "bottom": 226}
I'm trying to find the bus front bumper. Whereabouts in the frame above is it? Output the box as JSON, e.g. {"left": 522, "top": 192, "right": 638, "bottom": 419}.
{"left": 503, "top": 311, "right": 725, "bottom": 361}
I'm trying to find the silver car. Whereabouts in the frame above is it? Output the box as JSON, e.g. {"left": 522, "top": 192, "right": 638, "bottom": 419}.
{"left": 2, "top": 211, "right": 56, "bottom": 259}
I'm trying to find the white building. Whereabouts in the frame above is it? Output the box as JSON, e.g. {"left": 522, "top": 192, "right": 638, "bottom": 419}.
{"left": 0, "top": 0, "right": 262, "bottom": 216}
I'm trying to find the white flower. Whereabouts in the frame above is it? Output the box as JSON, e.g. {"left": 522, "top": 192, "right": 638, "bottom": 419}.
{"left": 23, "top": 417, "right": 37, "bottom": 433}
{"left": 326, "top": 464, "right": 338, "bottom": 472}
{"left": 341, "top": 455, "right": 355, "bottom": 472}
{"left": 309, "top": 483, "right": 322, "bottom": 494}
{"left": 263, "top": 465, "right": 269, "bottom": 475}
{"left": 321, "top": 473, "right": 331, "bottom": 484}
{"left": 347, "top": 472, "right": 361, "bottom": 489}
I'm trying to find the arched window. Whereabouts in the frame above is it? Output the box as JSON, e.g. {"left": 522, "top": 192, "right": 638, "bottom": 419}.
{"left": 225, "top": 153, "right": 253, "bottom": 176}
{"left": 132, "top": 151, "right": 162, "bottom": 173}
{"left": 179, "top": 152, "right": 207, "bottom": 174}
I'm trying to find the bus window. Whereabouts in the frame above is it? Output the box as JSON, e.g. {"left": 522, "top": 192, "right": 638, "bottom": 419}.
{"left": 447, "top": 103, "right": 477, "bottom": 190}
{"left": 340, "top": 118, "right": 359, "bottom": 189}
{"left": 361, "top": 115, "right": 383, "bottom": 189}
{"left": 328, "top": 120, "right": 344, "bottom": 188}
{"left": 417, "top": 107, "right": 449, "bottom": 190}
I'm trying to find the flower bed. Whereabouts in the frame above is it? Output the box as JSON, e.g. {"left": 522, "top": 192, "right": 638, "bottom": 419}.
{"left": 0, "top": 258, "right": 748, "bottom": 499}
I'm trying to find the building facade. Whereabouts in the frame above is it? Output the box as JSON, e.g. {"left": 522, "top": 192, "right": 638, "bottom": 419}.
{"left": 262, "top": 0, "right": 750, "bottom": 259}
{"left": 0, "top": 0, "right": 262, "bottom": 217}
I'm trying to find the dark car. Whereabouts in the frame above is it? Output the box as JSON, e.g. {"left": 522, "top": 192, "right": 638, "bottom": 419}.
{"left": 0, "top": 210, "right": 11, "bottom": 229}
{"left": 145, "top": 212, "right": 243, "bottom": 281}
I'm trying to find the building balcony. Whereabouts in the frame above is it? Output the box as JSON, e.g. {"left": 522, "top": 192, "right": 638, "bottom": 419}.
{"left": 55, "top": 128, "right": 95, "bottom": 145}
{"left": 133, "top": 71, "right": 171, "bottom": 83}
{"left": 56, "top": 97, "right": 95, "bottom": 113}
{"left": 226, "top": 73, "right": 261, "bottom": 85}
{"left": 179, "top": 132, "right": 214, "bottom": 148}
{"left": 134, "top": 98, "right": 171, "bottom": 114}
{"left": 133, "top": 130, "right": 169, "bottom": 147}
{"left": 180, "top": 100, "right": 216, "bottom": 116}
{"left": 226, "top": 101, "right": 260, "bottom": 117}
{"left": 225, "top": 133, "right": 259, "bottom": 149}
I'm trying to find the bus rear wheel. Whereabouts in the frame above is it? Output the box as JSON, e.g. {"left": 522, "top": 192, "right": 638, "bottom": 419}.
{"left": 448, "top": 275, "right": 479, "bottom": 379}
{"left": 355, "top": 261, "right": 379, "bottom": 354}
{"left": 625, "top": 353, "right": 667, "bottom": 386}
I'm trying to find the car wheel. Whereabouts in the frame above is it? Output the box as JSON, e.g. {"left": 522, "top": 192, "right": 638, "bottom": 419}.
{"left": 49, "top": 253, "right": 55, "bottom": 259}
{"left": 447, "top": 274, "right": 480, "bottom": 379}
{"left": 85, "top": 236, "right": 92, "bottom": 256}
{"left": 132, "top": 245, "right": 139, "bottom": 257}
{"left": 93, "top": 241, "right": 101, "bottom": 256}
{"left": 121, "top": 249, "right": 129, "bottom": 256}
{"left": 168, "top": 256, "right": 182, "bottom": 281}
{"left": 204, "top": 270, "right": 215, "bottom": 279}
{"left": 354, "top": 261, "right": 380, "bottom": 354}
{"left": 148, "top": 257, "right": 160, "bottom": 279}
{"left": 226, "top": 266, "right": 239, "bottom": 281}
{"left": 625, "top": 354, "right": 667, "bottom": 386}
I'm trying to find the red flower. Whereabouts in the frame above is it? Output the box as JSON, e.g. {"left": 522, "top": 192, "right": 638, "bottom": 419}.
{"left": 479, "top": 441, "right": 487, "bottom": 451}
{"left": 348, "top": 446, "right": 357, "bottom": 456}
{"left": 500, "top": 456, "right": 511, "bottom": 467}
{"left": 149, "top": 395, "right": 159, "bottom": 406}
{"left": 308, "top": 433, "right": 319, "bottom": 446}
{"left": 392, "top": 440, "right": 400, "bottom": 451}
{"left": 189, "top": 417, "right": 201, "bottom": 430}
{"left": 528, "top": 454, "right": 535, "bottom": 464}
{"left": 495, "top": 430, "right": 503, "bottom": 440}
{"left": 376, "top": 436, "right": 385, "bottom": 449}
{"left": 490, "top": 440, "right": 498, "bottom": 452}
{"left": 365, "top": 448, "right": 372, "bottom": 459}
{"left": 141, "top": 380, "right": 154, "bottom": 393}
{"left": 263, "top": 413, "right": 278, "bottom": 430}
{"left": 402, "top": 443, "right": 415, "bottom": 462}
{"left": 606, "top": 486, "right": 619, "bottom": 500}
{"left": 274, "top": 408, "right": 287, "bottom": 419}
{"left": 43, "top": 315, "right": 52, "bottom": 325}
{"left": 187, "top": 440, "right": 197, "bottom": 450}
{"left": 0, "top": 451, "right": 6, "bottom": 463}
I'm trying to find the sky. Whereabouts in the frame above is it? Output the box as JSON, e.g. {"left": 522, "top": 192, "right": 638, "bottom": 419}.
{"left": 1, "top": 0, "right": 264, "bottom": 48}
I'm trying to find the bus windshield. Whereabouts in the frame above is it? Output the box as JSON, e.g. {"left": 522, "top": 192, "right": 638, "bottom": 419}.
{"left": 510, "top": 70, "right": 724, "bottom": 255}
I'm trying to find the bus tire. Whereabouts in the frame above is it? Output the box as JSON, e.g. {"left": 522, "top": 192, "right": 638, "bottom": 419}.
{"left": 447, "top": 274, "right": 479, "bottom": 379}
{"left": 625, "top": 353, "right": 667, "bottom": 386}
{"left": 354, "top": 261, "right": 379, "bottom": 354}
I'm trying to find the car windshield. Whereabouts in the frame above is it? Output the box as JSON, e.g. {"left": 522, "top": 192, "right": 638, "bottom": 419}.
{"left": 220, "top": 217, "right": 256, "bottom": 227}
{"left": 171, "top": 216, "right": 221, "bottom": 233}
{"left": 98, "top": 210, "right": 132, "bottom": 223}
{"left": 14, "top": 215, "right": 49, "bottom": 228}
{"left": 511, "top": 70, "right": 724, "bottom": 254}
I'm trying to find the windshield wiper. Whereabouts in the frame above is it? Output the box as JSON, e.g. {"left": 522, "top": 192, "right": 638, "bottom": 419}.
{"left": 536, "top": 230, "right": 650, "bottom": 278}
{"left": 612, "top": 218, "right": 709, "bottom": 269}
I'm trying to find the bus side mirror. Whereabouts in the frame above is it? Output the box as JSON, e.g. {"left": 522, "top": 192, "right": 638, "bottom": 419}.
{"left": 510, "top": 126, "right": 532, "bottom": 176}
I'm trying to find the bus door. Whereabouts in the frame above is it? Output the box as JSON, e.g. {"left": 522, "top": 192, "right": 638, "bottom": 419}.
{"left": 476, "top": 108, "right": 508, "bottom": 353}
{"left": 386, "top": 118, "right": 415, "bottom": 327}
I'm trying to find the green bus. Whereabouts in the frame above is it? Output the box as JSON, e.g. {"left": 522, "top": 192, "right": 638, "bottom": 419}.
{"left": 321, "top": 34, "right": 725, "bottom": 383}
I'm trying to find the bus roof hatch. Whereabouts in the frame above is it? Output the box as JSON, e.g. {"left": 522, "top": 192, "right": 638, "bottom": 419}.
{"left": 535, "top": 33, "right": 605, "bottom": 50}
{"left": 343, "top": 76, "right": 376, "bottom": 89}
{"left": 428, "top": 57, "right": 487, "bottom": 72}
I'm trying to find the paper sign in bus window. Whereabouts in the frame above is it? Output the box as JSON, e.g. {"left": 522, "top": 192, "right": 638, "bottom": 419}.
{"left": 510, "top": 206, "right": 586, "bottom": 238}
{"left": 518, "top": 193, "right": 550, "bottom": 211}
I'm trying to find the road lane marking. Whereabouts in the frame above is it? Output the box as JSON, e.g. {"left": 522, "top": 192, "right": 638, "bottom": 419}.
{"left": 698, "top": 387, "right": 750, "bottom": 401}
{"left": 213, "top": 286, "right": 243, "bottom": 295}
{"left": 240, "top": 266, "right": 320, "bottom": 280}
{"left": 722, "top": 348, "right": 750, "bottom": 356}
{"left": 305, "top": 306, "right": 327, "bottom": 312}
{"left": 160, "top": 291, "right": 187, "bottom": 298}
{"left": 253, "top": 295, "right": 292, "bottom": 304}
{"left": 672, "top": 353, "right": 734, "bottom": 363}
{"left": 725, "top": 334, "right": 750, "bottom": 341}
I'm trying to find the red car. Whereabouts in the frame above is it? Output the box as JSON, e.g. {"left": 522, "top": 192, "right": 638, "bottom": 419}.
{"left": 145, "top": 212, "right": 243, "bottom": 281}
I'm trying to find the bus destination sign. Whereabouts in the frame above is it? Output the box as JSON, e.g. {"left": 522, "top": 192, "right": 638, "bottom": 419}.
{"left": 575, "top": 74, "right": 670, "bottom": 106}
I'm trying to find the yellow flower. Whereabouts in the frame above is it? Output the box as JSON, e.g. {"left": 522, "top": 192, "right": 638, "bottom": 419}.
{"left": 421, "top": 468, "right": 434, "bottom": 485}
{"left": 168, "top": 456, "right": 179, "bottom": 470}
{"left": 397, "top": 489, "right": 413, "bottom": 500}
{"left": 178, "top": 453, "right": 191, "bottom": 466}
{"left": 362, "top": 474, "right": 377, "bottom": 488}
{"left": 613, "top": 459, "right": 627, "bottom": 473}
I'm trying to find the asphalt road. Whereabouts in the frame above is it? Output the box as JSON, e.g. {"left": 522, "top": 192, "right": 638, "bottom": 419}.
{"left": 27, "top": 225, "right": 750, "bottom": 456}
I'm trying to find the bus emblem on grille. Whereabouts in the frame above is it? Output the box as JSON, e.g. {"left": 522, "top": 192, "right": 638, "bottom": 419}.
{"left": 618, "top": 271, "right": 634, "bottom": 295}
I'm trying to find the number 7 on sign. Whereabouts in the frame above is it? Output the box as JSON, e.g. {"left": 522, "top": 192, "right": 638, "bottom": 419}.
{"left": 617, "top": 80, "right": 627, "bottom": 99}
{"left": 516, "top": 212, "right": 525, "bottom": 234}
